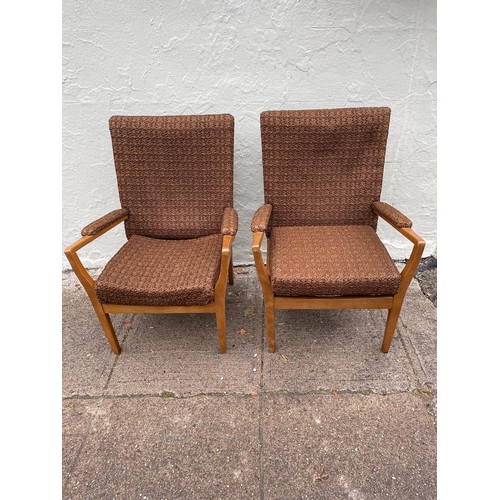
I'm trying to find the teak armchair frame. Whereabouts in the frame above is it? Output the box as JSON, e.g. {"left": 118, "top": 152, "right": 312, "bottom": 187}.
{"left": 251, "top": 107, "right": 425, "bottom": 353}
{"left": 64, "top": 113, "right": 237, "bottom": 355}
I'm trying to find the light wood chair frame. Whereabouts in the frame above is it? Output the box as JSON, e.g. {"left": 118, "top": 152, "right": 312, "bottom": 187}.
{"left": 65, "top": 213, "right": 235, "bottom": 355}
{"left": 251, "top": 207, "right": 425, "bottom": 353}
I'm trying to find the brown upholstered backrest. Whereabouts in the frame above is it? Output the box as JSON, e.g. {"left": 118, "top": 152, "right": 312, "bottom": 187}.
{"left": 260, "top": 107, "right": 391, "bottom": 230}
{"left": 109, "top": 114, "right": 234, "bottom": 239}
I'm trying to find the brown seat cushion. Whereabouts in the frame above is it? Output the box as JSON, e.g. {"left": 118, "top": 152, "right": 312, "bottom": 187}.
{"left": 95, "top": 234, "right": 223, "bottom": 307}
{"left": 269, "top": 226, "right": 400, "bottom": 297}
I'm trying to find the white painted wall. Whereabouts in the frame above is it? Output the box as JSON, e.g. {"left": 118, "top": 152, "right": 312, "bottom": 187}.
{"left": 62, "top": 0, "right": 436, "bottom": 269}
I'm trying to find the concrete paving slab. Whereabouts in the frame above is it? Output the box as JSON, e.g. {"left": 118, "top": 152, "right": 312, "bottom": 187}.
{"left": 261, "top": 265, "right": 436, "bottom": 398}
{"left": 395, "top": 279, "right": 437, "bottom": 423}
{"left": 261, "top": 392, "right": 437, "bottom": 499}
{"left": 398, "top": 279, "right": 437, "bottom": 386}
{"left": 63, "top": 267, "right": 264, "bottom": 398}
{"left": 104, "top": 319, "right": 261, "bottom": 397}
{"left": 262, "top": 308, "right": 415, "bottom": 394}
{"left": 62, "top": 273, "right": 133, "bottom": 397}
{"left": 103, "top": 267, "right": 263, "bottom": 397}
{"left": 62, "top": 395, "right": 260, "bottom": 499}
{"left": 62, "top": 262, "right": 437, "bottom": 499}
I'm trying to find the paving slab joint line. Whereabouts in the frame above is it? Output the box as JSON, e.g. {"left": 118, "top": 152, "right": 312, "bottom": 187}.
{"left": 396, "top": 320, "right": 437, "bottom": 424}
{"left": 258, "top": 390, "right": 265, "bottom": 500}
{"left": 411, "top": 386, "right": 437, "bottom": 426}
{"left": 103, "top": 314, "right": 136, "bottom": 391}
{"left": 258, "top": 388, "right": 425, "bottom": 397}
{"left": 397, "top": 319, "right": 428, "bottom": 385}
{"left": 63, "top": 436, "right": 88, "bottom": 491}
{"left": 63, "top": 388, "right": 423, "bottom": 402}
{"left": 258, "top": 295, "right": 266, "bottom": 500}
{"left": 63, "top": 392, "right": 264, "bottom": 401}
{"left": 63, "top": 396, "right": 108, "bottom": 492}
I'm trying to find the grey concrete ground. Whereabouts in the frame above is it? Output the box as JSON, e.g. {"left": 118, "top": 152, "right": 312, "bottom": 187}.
{"left": 62, "top": 262, "right": 437, "bottom": 499}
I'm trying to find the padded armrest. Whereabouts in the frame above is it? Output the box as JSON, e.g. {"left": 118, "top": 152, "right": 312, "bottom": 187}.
{"left": 251, "top": 204, "right": 273, "bottom": 233}
{"left": 221, "top": 207, "right": 238, "bottom": 236}
{"left": 81, "top": 208, "right": 130, "bottom": 236}
{"left": 372, "top": 202, "right": 412, "bottom": 229}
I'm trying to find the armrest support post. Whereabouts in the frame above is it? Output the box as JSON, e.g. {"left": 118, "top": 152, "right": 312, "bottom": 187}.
{"left": 64, "top": 212, "right": 129, "bottom": 295}
{"left": 396, "top": 227, "right": 426, "bottom": 298}
{"left": 215, "top": 235, "right": 235, "bottom": 293}
{"left": 252, "top": 231, "right": 273, "bottom": 291}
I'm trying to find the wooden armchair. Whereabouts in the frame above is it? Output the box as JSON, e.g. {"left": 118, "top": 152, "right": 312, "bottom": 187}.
{"left": 65, "top": 114, "right": 238, "bottom": 355}
{"left": 251, "top": 107, "right": 425, "bottom": 353}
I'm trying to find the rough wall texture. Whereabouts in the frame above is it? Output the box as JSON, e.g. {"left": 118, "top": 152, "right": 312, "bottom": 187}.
{"left": 62, "top": 0, "right": 436, "bottom": 269}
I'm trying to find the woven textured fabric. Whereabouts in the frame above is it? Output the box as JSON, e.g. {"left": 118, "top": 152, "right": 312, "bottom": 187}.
{"left": 251, "top": 204, "right": 273, "bottom": 233}
{"left": 269, "top": 225, "right": 400, "bottom": 297}
{"left": 109, "top": 114, "right": 234, "bottom": 240}
{"left": 81, "top": 208, "right": 129, "bottom": 236}
{"left": 221, "top": 207, "right": 238, "bottom": 236}
{"left": 95, "top": 234, "right": 223, "bottom": 307}
{"left": 372, "top": 201, "right": 412, "bottom": 228}
{"left": 260, "top": 107, "right": 391, "bottom": 230}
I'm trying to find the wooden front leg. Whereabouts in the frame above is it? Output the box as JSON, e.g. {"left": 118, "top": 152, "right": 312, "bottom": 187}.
{"left": 252, "top": 231, "right": 276, "bottom": 352}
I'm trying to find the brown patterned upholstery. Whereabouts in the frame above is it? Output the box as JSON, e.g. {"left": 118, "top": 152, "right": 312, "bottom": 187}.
{"left": 91, "top": 114, "right": 237, "bottom": 307}
{"left": 251, "top": 204, "right": 272, "bottom": 233}
{"left": 95, "top": 234, "right": 222, "bottom": 307}
{"left": 258, "top": 107, "right": 400, "bottom": 296}
{"left": 65, "top": 113, "right": 237, "bottom": 355}
{"left": 221, "top": 207, "right": 239, "bottom": 236}
{"left": 109, "top": 114, "right": 234, "bottom": 240}
{"left": 269, "top": 226, "right": 400, "bottom": 297}
{"left": 372, "top": 201, "right": 412, "bottom": 228}
{"left": 260, "top": 107, "right": 391, "bottom": 231}
{"left": 251, "top": 107, "right": 425, "bottom": 353}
